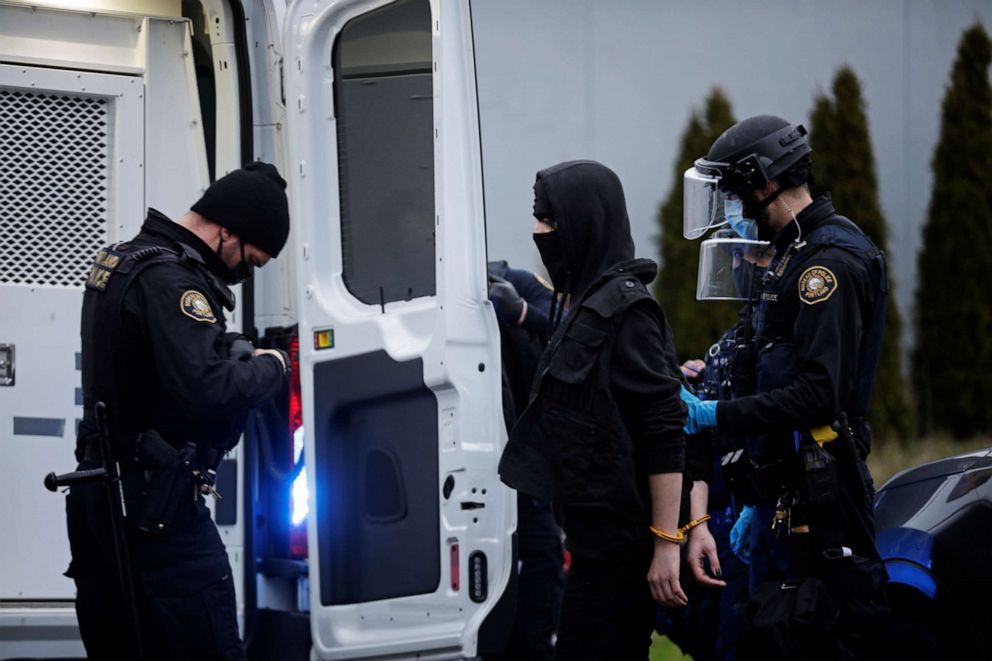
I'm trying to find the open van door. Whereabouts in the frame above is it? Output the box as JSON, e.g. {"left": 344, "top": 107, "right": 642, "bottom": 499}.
{"left": 283, "top": 0, "right": 514, "bottom": 658}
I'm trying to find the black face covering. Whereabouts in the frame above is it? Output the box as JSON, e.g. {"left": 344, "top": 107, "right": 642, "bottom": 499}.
{"left": 216, "top": 236, "right": 252, "bottom": 285}
{"left": 531, "top": 161, "right": 635, "bottom": 298}
{"left": 533, "top": 231, "right": 568, "bottom": 291}
{"left": 732, "top": 259, "right": 767, "bottom": 301}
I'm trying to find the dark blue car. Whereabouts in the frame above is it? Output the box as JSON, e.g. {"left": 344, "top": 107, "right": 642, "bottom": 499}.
{"left": 874, "top": 447, "right": 992, "bottom": 658}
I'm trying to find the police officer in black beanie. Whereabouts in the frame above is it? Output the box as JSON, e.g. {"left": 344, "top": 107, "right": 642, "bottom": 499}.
{"left": 65, "top": 162, "right": 291, "bottom": 660}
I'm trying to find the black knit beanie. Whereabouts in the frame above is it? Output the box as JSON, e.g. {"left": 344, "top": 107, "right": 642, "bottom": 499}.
{"left": 191, "top": 162, "right": 290, "bottom": 257}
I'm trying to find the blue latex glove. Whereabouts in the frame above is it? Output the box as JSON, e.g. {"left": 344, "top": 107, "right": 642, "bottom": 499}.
{"left": 680, "top": 385, "right": 718, "bottom": 434}
{"left": 730, "top": 505, "right": 754, "bottom": 564}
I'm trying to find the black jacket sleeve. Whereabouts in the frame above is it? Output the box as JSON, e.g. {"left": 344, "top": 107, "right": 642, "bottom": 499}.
{"left": 505, "top": 268, "right": 552, "bottom": 337}
{"left": 685, "top": 431, "right": 715, "bottom": 483}
{"left": 609, "top": 300, "right": 686, "bottom": 474}
{"left": 718, "top": 251, "right": 871, "bottom": 433}
{"left": 127, "top": 263, "right": 286, "bottom": 426}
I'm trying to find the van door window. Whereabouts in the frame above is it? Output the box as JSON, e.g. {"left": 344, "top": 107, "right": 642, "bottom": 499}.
{"left": 333, "top": 0, "right": 434, "bottom": 306}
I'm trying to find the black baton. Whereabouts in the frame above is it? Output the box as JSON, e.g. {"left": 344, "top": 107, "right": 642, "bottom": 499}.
{"left": 45, "top": 402, "right": 144, "bottom": 659}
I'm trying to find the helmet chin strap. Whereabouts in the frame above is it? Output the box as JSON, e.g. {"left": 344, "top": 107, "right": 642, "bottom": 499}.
{"left": 742, "top": 185, "right": 782, "bottom": 223}
{"left": 746, "top": 186, "right": 804, "bottom": 242}
{"left": 754, "top": 187, "right": 784, "bottom": 215}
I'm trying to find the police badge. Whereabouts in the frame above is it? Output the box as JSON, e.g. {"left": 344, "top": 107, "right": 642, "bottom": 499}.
{"left": 798, "top": 266, "right": 838, "bottom": 305}
{"left": 180, "top": 290, "right": 218, "bottom": 323}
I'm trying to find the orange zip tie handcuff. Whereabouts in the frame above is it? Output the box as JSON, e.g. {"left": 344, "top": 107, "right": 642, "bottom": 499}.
{"left": 650, "top": 514, "right": 713, "bottom": 545}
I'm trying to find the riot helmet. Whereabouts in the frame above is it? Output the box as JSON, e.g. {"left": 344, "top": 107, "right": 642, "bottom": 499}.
{"left": 683, "top": 115, "right": 810, "bottom": 239}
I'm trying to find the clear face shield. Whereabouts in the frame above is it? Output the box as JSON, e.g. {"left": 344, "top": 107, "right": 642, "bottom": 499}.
{"left": 683, "top": 164, "right": 728, "bottom": 239}
{"left": 696, "top": 233, "right": 775, "bottom": 301}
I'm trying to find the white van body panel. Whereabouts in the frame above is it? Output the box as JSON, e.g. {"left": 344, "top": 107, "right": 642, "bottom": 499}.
{"left": 283, "top": 0, "right": 512, "bottom": 658}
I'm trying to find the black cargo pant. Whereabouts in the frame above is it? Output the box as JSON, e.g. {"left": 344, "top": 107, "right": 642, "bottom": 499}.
{"left": 554, "top": 542, "right": 655, "bottom": 661}
{"left": 65, "top": 462, "right": 244, "bottom": 661}
{"left": 487, "top": 494, "right": 566, "bottom": 661}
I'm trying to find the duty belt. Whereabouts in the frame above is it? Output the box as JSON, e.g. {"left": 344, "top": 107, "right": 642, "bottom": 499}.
{"left": 76, "top": 432, "right": 141, "bottom": 465}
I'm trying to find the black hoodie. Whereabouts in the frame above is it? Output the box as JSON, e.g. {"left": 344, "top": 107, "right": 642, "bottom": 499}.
{"left": 501, "top": 162, "right": 686, "bottom": 557}
{"left": 534, "top": 160, "right": 635, "bottom": 297}
{"left": 534, "top": 161, "right": 686, "bottom": 474}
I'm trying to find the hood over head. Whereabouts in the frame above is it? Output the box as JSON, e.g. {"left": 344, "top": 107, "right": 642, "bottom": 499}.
{"left": 532, "top": 160, "right": 635, "bottom": 296}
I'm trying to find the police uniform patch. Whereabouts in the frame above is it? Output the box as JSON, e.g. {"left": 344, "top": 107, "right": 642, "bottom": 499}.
{"left": 84, "top": 248, "right": 124, "bottom": 292}
{"left": 180, "top": 290, "right": 217, "bottom": 323}
{"left": 798, "top": 266, "right": 838, "bottom": 305}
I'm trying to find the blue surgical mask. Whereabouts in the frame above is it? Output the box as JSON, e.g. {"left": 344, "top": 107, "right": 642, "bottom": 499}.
{"left": 724, "top": 197, "right": 757, "bottom": 241}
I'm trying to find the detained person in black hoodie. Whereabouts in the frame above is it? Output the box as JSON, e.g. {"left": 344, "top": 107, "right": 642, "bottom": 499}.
{"left": 499, "top": 161, "right": 688, "bottom": 660}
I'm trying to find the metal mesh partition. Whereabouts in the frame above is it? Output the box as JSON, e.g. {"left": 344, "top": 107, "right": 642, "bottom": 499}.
{"left": 0, "top": 88, "right": 111, "bottom": 288}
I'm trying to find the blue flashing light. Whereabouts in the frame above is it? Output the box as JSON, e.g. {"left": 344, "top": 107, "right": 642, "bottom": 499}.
{"left": 291, "top": 467, "right": 309, "bottom": 525}
{"left": 291, "top": 426, "right": 309, "bottom": 526}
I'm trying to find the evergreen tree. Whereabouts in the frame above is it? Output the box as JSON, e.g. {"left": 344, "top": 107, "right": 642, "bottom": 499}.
{"left": 808, "top": 66, "right": 914, "bottom": 442}
{"left": 654, "top": 89, "right": 738, "bottom": 361}
{"left": 913, "top": 23, "right": 992, "bottom": 437}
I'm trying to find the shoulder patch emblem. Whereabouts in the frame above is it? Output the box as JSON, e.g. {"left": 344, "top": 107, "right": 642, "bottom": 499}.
{"left": 84, "top": 248, "right": 124, "bottom": 292}
{"left": 180, "top": 290, "right": 217, "bottom": 323}
{"left": 798, "top": 266, "right": 838, "bottom": 305}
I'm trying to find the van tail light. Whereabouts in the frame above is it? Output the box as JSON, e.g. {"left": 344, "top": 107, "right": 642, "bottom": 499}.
{"left": 288, "top": 335, "right": 308, "bottom": 557}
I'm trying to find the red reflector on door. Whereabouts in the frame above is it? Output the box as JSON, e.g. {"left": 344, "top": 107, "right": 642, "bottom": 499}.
{"left": 450, "top": 542, "right": 460, "bottom": 592}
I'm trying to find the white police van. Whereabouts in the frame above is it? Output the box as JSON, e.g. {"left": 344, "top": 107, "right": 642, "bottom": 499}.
{"left": 0, "top": 1, "right": 514, "bottom": 658}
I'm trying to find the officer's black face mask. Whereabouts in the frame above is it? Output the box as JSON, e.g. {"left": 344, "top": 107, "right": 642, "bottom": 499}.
{"left": 533, "top": 231, "right": 568, "bottom": 291}
{"left": 216, "top": 235, "right": 253, "bottom": 285}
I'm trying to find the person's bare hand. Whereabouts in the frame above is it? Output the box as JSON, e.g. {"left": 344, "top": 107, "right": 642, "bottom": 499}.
{"left": 680, "top": 359, "right": 706, "bottom": 383}
{"left": 686, "top": 523, "right": 726, "bottom": 587}
{"left": 647, "top": 540, "right": 688, "bottom": 607}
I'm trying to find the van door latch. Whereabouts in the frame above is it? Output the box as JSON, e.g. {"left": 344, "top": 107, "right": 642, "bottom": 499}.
{"left": 0, "top": 344, "right": 13, "bottom": 386}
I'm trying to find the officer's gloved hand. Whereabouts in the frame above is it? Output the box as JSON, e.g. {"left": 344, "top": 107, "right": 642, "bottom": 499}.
{"left": 730, "top": 505, "right": 754, "bottom": 564}
{"left": 488, "top": 275, "right": 527, "bottom": 326}
{"left": 226, "top": 333, "right": 255, "bottom": 361}
{"left": 253, "top": 348, "right": 291, "bottom": 377}
{"left": 680, "top": 385, "right": 718, "bottom": 434}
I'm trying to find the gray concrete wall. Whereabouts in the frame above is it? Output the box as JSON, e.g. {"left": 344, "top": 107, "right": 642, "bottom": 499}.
{"left": 471, "top": 0, "right": 992, "bottom": 348}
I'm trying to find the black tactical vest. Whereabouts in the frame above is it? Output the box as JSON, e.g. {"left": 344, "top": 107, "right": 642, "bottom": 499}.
{"left": 499, "top": 263, "right": 664, "bottom": 557}
{"left": 750, "top": 214, "right": 887, "bottom": 467}
{"left": 78, "top": 241, "right": 226, "bottom": 457}
{"left": 757, "top": 215, "right": 887, "bottom": 417}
